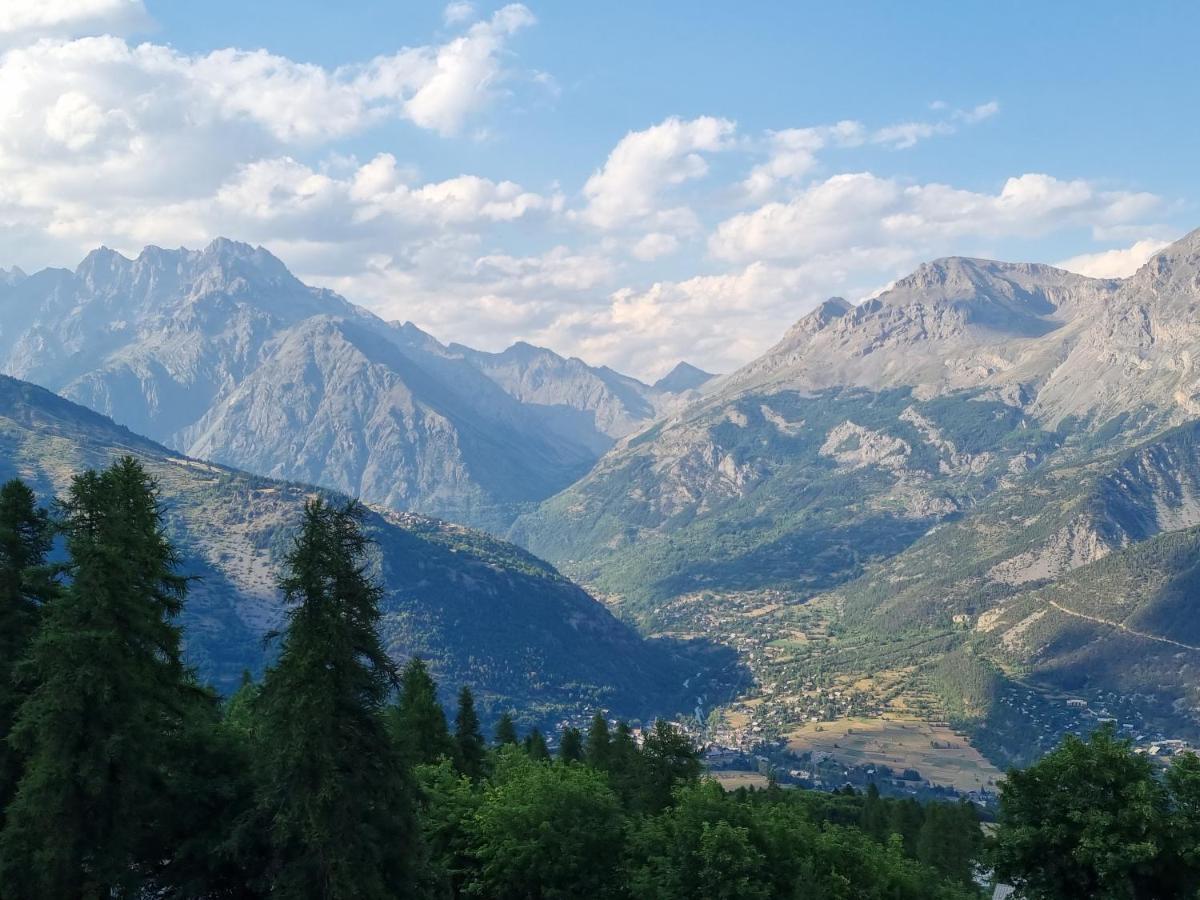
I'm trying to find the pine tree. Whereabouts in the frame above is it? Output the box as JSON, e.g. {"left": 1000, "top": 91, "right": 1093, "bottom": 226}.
{"left": 494, "top": 710, "right": 519, "bottom": 746}
{"left": 454, "top": 685, "right": 487, "bottom": 781}
{"left": 390, "top": 657, "right": 455, "bottom": 768}
{"left": 585, "top": 712, "right": 612, "bottom": 770}
{"left": 558, "top": 726, "right": 585, "bottom": 764}
{"left": 0, "top": 479, "right": 54, "bottom": 824}
{"left": 254, "top": 499, "right": 421, "bottom": 899}
{"left": 0, "top": 458, "right": 196, "bottom": 898}
{"left": 524, "top": 728, "right": 551, "bottom": 762}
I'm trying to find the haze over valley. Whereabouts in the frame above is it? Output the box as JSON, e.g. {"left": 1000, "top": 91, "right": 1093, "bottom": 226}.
{"left": 2, "top": 4, "right": 1200, "bottom": 896}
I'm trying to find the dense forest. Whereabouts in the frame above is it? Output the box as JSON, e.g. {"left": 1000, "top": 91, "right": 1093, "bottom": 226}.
{"left": 1, "top": 458, "right": 1200, "bottom": 898}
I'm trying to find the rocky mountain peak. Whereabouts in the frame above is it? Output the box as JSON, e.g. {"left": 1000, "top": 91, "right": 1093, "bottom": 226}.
{"left": 1124, "top": 227, "right": 1200, "bottom": 296}
{"left": 653, "top": 361, "right": 716, "bottom": 393}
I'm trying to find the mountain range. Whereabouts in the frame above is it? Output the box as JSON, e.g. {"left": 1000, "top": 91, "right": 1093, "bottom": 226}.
{"left": 0, "top": 372, "right": 737, "bottom": 725}
{"left": 7, "top": 228, "right": 1200, "bottom": 767}
{"left": 515, "top": 227, "right": 1200, "bottom": 762}
{"left": 0, "top": 239, "right": 711, "bottom": 533}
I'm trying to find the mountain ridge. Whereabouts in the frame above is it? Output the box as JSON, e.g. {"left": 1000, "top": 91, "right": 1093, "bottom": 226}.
{"left": 0, "top": 370, "right": 732, "bottom": 724}
{"left": 0, "top": 239, "right": 697, "bottom": 531}
{"left": 514, "top": 228, "right": 1200, "bottom": 758}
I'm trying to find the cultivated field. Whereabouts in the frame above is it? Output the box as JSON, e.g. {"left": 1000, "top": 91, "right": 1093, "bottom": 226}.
{"left": 786, "top": 716, "right": 1002, "bottom": 792}
{"left": 711, "top": 771, "right": 771, "bottom": 791}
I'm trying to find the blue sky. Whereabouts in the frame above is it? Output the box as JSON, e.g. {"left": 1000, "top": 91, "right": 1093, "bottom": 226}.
{"left": 0, "top": 0, "right": 1195, "bottom": 377}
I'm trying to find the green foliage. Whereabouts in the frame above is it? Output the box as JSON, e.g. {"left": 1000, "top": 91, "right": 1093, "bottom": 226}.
{"left": 0, "top": 458, "right": 199, "bottom": 898}
{"left": 916, "top": 800, "right": 983, "bottom": 886}
{"left": 584, "top": 712, "right": 611, "bottom": 769}
{"left": 391, "top": 657, "right": 455, "bottom": 769}
{"left": 0, "top": 465, "right": 1009, "bottom": 900}
{"left": 493, "top": 710, "right": 519, "bottom": 746}
{"left": 523, "top": 728, "right": 551, "bottom": 762}
{"left": 454, "top": 686, "right": 487, "bottom": 782}
{"left": 416, "top": 759, "right": 482, "bottom": 899}
{"left": 624, "top": 780, "right": 978, "bottom": 900}
{"left": 252, "top": 498, "right": 420, "bottom": 899}
{"left": 637, "top": 719, "right": 703, "bottom": 813}
{"left": 0, "top": 478, "right": 54, "bottom": 824}
{"left": 557, "top": 726, "right": 584, "bottom": 764}
{"left": 469, "top": 748, "right": 625, "bottom": 900}
{"left": 992, "top": 726, "right": 1200, "bottom": 899}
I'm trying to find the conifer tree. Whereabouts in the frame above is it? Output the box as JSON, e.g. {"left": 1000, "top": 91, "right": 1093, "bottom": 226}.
{"left": 390, "top": 657, "right": 455, "bottom": 767}
{"left": 524, "top": 727, "right": 551, "bottom": 762}
{"left": 253, "top": 498, "right": 421, "bottom": 899}
{"left": 607, "top": 720, "right": 644, "bottom": 805}
{"left": 639, "top": 719, "right": 702, "bottom": 813}
{"left": 454, "top": 685, "right": 486, "bottom": 781}
{"left": 585, "top": 712, "right": 612, "bottom": 770}
{"left": 559, "top": 726, "right": 585, "bottom": 763}
{"left": 494, "top": 710, "right": 519, "bottom": 746}
{"left": 0, "top": 479, "right": 54, "bottom": 823}
{"left": 0, "top": 458, "right": 195, "bottom": 898}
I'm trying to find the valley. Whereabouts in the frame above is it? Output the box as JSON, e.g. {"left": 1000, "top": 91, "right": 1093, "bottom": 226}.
{"left": 7, "top": 230, "right": 1200, "bottom": 791}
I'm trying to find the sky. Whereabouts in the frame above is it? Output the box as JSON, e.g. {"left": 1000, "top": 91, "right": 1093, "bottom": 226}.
{"left": 0, "top": 1, "right": 1196, "bottom": 379}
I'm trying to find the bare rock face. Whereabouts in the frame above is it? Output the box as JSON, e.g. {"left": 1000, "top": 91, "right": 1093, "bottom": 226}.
{"left": 720, "top": 257, "right": 1119, "bottom": 401}
{"left": 516, "top": 229, "right": 1200, "bottom": 649}
{"left": 0, "top": 239, "right": 686, "bottom": 531}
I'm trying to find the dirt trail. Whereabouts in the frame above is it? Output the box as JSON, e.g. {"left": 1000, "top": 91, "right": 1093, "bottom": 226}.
{"left": 1048, "top": 600, "right": 1200, "bottom": 652}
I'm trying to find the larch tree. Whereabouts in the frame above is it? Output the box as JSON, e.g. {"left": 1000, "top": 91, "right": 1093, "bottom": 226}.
{"left": 390, "top": 656, "right": 454, "bottom": 768}
{"left": 0, "top": 479, "right": 54, "bottom": 825}
{"left": 453, "top": 685, "right": 486, "bottom": 781}
{"left": 253, "top": 498, "right": 422, "bottom": 899}
{"left": 0, "top": 458, "right": 196, "bottom": 898}
{"left": 494, "top": 711, "right": 519, "bottom": 746}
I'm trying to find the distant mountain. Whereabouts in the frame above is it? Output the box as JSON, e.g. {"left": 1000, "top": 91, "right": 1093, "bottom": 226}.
{"left": 447, "top": 340, "right": 676, "bottom": 456}
{"left": 653, "top": 361, "right": 716, "bottom": 394}
{"left": 0, "top": 372, "right": 730, "bottom": 723}
{"left": 514, "top": 228, "right": 1200, "bottom": 755}
{"left": 0, "top": 240, "right": 691, "bottom": 531}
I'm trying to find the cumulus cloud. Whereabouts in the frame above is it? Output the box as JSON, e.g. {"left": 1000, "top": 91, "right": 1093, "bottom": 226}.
{"left": 741, "top": 121, "right": 864, "bottom": 199}
{"left": 1056, "top": 237, "right": 1172, "bottom": 279}
{"left": 443, "top": 1, "right": 477, "bottom": 25}
{"left": 631, "top": 232, "right": 679, "bottom": 261}
{"left": 0, "top": 0, "right": 149, "bottom": 42}
{"left": 0, "top": 5, "right": 1168, "bottom": 385}
{"left": 0, "top": 4, "right": 545, "bottom": 269}
{"left": 577, "top": 115, "right": 735, "bottom": 230}
{"left": 710, "top": 172, "right": 1160, "bottom": 263}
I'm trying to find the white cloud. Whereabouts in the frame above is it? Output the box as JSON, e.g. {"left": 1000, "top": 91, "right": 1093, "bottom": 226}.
{"left": 0, "top": 0, "right": 149, "bottom": 42}
{"left": 957, "top": 100, "right": 1000, "bottom": 123}
{"left": 577, "top": 115, "right": 735, "bottom": 229}
{"left": 0, "top": 9, "right": 1167, "bottom": 390}
{"left": 741, "top": 121, "right": 864, "bottom": 199}
{"left": 870, "top": 120, "right": 953, "bottom": 149}
{"left": 1056, "top": 237, "right": 1171, "bottom": 279}
{"left": 91, "top": 153, "right": 559, "bottom": 253}
{"left": 631, "top": 232, "right": 679, "bottom": 261}
{"left": 395, "top": 4, "right": 536, "bottom": 135}
{"left": 0, "top": 5, "right": 544, "bottom": 268}
{"left": 711, "top": 172, "right": 1160, "bottom": 263}
{"left": 443, "top": 1, "right": 477, "bottom": 26}
{"left": 739, "top": 104, "right": 997, "bottom": 200}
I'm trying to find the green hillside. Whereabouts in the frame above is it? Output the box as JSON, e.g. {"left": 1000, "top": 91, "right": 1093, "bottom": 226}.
{"left": 0, "top": 375, "right": 730, "bottom": 724}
